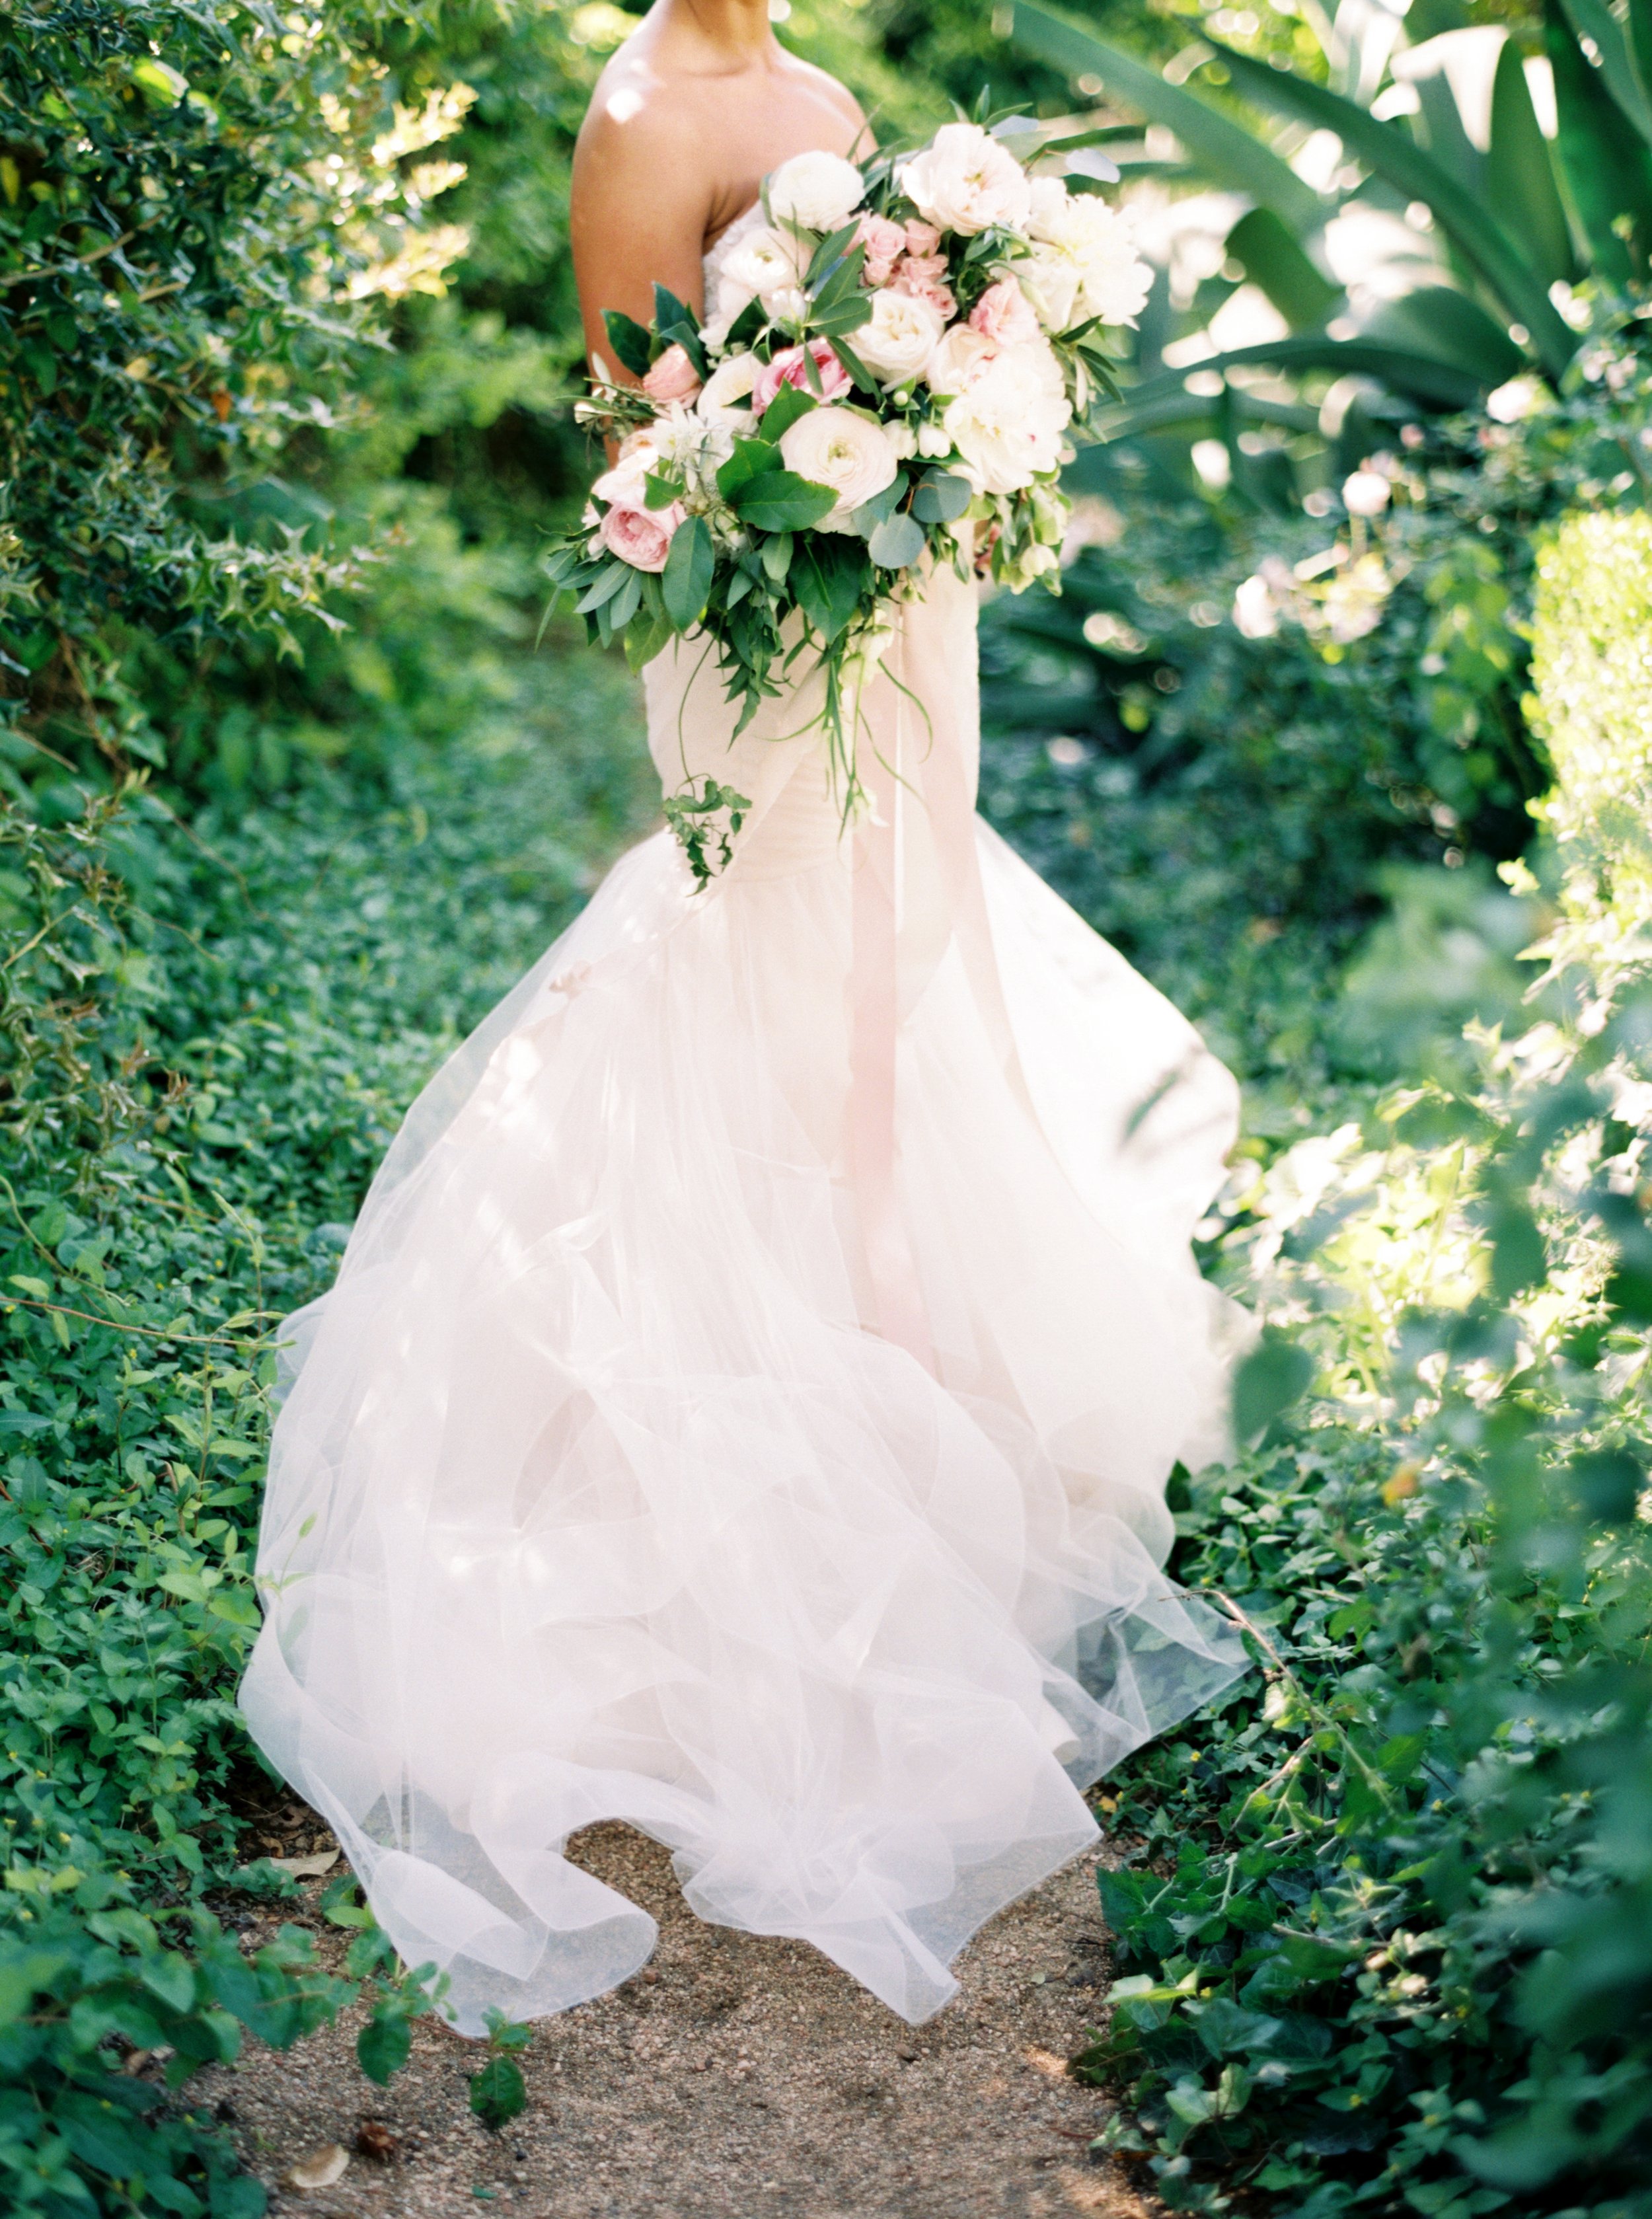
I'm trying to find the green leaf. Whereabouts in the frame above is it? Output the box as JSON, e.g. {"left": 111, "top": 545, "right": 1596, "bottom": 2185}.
{"left": 868, "top": 510, "right": 926, "bottom": 569}
{"left": 469, "top": 2054, "right": 527, "bottom": 2129}
{"left": 1359, "top": 288, "right": 1523, "bottom": 388}
{"left": 1232, "top": 1331, "right": 1314, "bottom": 1443}
{"left": 911, "top": 470, "right": 973, "bottom": 525}
{"left": 1117, "top": 336, "right": 1489, "bottom": 418}
{"left": 1487, "top": 34, "right": 1580, "bottom": 291}
{"left": 792, "top": 537, "right": 871, "bottom": 643}
{"left": 1224, "top": 207, "right": 1341, "bottom": 332}
{"left": 661, "top": 515, "right": 714, "bottom": 630}
{"left": 1545, "top": 0, "right": 1652, "bottom": 282}
{"left": 757, "top": 385, "right": 817, "bottom": 443}
{"left": 358, "top": 2008, "right": 413, "bottom": 2084}
{"left": 1207, "top": 36, "right": 1577, "bottom": 379}
{"left": 600, "top": 310, "right": 654, "bottom": 380}
{"left": 716, "top": 435, "right": 784, "bottom": 500}
{"left": 1559, "top": 0, "right": 1652, "bottom": 141}
{"left": 760, "top": 531, "right": 794, "bottom": 583}
{"left": 1011, "top": 1, "right": 1322, "bottom": 230}
{"left": 728, "top": 470, "right": 837, "bottom": 534}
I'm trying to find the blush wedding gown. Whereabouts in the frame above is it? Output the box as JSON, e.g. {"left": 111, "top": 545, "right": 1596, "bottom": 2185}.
{"left": 240, "top": 215, "right": 1250, "bottom": 2036}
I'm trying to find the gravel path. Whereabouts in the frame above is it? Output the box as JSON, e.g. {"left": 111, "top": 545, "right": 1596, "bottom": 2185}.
{"left": 198, "top": 1817, "right": 1156, "bottom": 2219}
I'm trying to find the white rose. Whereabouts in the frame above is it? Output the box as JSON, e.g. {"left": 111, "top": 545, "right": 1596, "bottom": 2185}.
{"left": 897, "top": 122, "right": 1032, "bottom": 238}
{"left": 942, "top": 340, "right": 1070, "bottom": 496}
{"left": 767, "top": 149, "right": 865, "bottom": 233}
{"left": 853, "top": 289, "right": 946, "bottom": 387}
{"left": 697, "top": 352, "right": 762, "bottom": 424}
{"left": 778, "top": 405, "right": 900, "bottom": 530}
{"left": 1016, "top": 178, "right": 1152, "bottom": 331}
{"left": 923, "top": 322, "right": 998, "bottom": 396}
{"left": 721, "top": 225, "right": 809, "bottom": 302}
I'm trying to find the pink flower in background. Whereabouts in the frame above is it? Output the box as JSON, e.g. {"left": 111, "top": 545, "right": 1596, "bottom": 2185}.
{"left": 751, "top": 339, "right": 852, "bottom": 415}
{"left": 599, "top": 499, "right": 682, "bottom": 572}
{"left": 852, "top": 212, "right": 907, "bottom": 287}
{"left": 903, "top": 219, "right": 941, "bottom": 258}
{"left": 641, "top": 344, "right": 702, "bottom": 403}
{"left": 889, "top": 254, "right": 956, "bottom": 321}
{"left": 969, "top": 277, "right": 1039, "bottom": 347}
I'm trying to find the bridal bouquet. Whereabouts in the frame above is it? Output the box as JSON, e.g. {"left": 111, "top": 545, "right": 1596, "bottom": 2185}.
{"left": 544, "top": 115, "right": 1152, "bottom": 882}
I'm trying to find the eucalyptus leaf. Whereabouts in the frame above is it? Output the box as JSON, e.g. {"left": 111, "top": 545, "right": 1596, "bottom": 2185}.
{"left": 868, "top": 511, "right": 926, "bottom": 570}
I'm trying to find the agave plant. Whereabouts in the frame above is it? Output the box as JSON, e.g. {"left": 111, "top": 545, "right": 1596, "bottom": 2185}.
{"left": 1012, "top": 0, "right": 1651, "bottom": 475}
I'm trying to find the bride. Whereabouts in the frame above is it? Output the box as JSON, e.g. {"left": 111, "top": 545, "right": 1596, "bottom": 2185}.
{"left": 241, "top": 0, "right": 1249, "bottom": 2036}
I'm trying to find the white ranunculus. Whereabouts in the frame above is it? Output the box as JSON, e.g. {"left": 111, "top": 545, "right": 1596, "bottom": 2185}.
{"left": 942, "top": 340, "right": 1070, "bottom": 496}
{"left": 697, "top": 352, "right": 762, "bottom": 424}
{"left": 853, "top": 289, "right": 946, "bottom": 387}
{"left": 778, "top": 405, "right": 900, "bottom": 530}
{"left": 721, "top": 225, "right": 808, "bottom": 303}
{"left": 923, "top": 322, "right": 998, "bottom": 396}
{"left": 1015, "top": 177, "right": 1152, "bottom": 332}
{"left": 897, "top": 122, "right": 1032, "bottom": 238}
{"left": 767, "top": 149, "right": 866, "bottom": 233}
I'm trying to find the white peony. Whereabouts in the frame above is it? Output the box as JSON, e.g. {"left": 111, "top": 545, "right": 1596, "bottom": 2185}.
{"left": 853, "top": 288, "right": 946, "bottom": 387}
{"left": 897, "top": 122, "right": 1032, "bottom": 238}
{"left": 923, "top": 322, "right": 998, "bottom": 396}
{"left": 778, "top": 405, "right": 900, "bottom": 530}
{"left": 696, "top": 352, "right": 762, "bottom": 424}
{"left": 942, "top": 340, "right": 1070, "bottom": 496}
{"left": 767, "top": 149, "right": 865, "bottom": 233}
{"left": 720, "top": 225, "right": 809, "bottom": 303}
{"left": 1014, "top": 177, "right": 1152, "bottom": 332}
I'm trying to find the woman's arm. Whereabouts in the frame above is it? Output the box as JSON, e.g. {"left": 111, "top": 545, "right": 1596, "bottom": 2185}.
{"left": 570, "top": 72, "right": 714, "bottom": 387}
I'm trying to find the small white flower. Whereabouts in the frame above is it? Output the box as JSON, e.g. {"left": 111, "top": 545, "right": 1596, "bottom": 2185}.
{"left": 721, "top": 225, "right": 808, "bottom": 301}
{"left": 853, "top": 289, "right": 946, "bottom": 387}
{"left": 1485, "top": 375, "right": 1545, "bottom": 424}
{"left": 884, "top": 420, "right": 918, "bottom": 460}
{"left": 917, "top": 420, "right": 954, "bottom": 458}
{"left": 761, "top": 285, "right": 809, "bottom": 325}
{"left": 697, "top": 352, "right": 763, "bottom": 424}
{"left": 1232, "top": 573, "right": 1279, "bottom": 638}
{"left": 1341, "top": 469, "right": 1392, "bottom": 517}
{"left": 778, "top": 405, "right": 900, "bottom": 530}
{"left": 898, "top": 122, "right": 1032, "bottom": 237}
{"left": 767, "top": 149, "right": 866, "bottom": 233}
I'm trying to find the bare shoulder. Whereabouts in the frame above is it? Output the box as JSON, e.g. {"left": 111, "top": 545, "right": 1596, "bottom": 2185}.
{"left": 776, "top": 47, "right": 868, "bottom": 143}
{"left": 574, "top": 43, "right": 709, "bottom": 174}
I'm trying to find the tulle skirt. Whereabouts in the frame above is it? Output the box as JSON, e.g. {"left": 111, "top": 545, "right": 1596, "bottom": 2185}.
{"left": 241, "top": 561, "right": 1249, "bottom": 2032}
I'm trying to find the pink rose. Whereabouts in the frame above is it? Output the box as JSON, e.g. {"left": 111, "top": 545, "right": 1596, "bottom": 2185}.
{"left": 969, "top": 276, "right": 1039, "bottom": 346}
{"left": 903, "top": 219, "right": 941, "bottom": 258}
{"left": 890, "top": 254, "right": 956, "bottom": 321}
{"left": 599, "top": 500, "right": 682, "bottom": 573}
{"left": 852, "top": 212, "right": 907, "bottom": 287}
{"left": 751, "top": 338, "right": 853, "bottom": 414}
{"left": 641, "top": 344, "right": 702, "bottom": 403}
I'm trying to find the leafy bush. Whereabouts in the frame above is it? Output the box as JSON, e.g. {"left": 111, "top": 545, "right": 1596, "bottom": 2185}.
{"left": 1066, "top": 508, "right": 1652, "bottom": 2215}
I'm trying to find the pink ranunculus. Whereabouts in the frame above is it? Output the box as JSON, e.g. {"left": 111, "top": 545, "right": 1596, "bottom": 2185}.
{"left": 641, "top": 344, "right": 702, "bottom": 403}
{"left": 969, "top": 276, "right": 1040, "bottom": 347}
{"left": 889, "top": 253, "right": 956, "bottom": 321}
{"left": 599, "top": 499, "right": 682, "bottom": 573}
{"left": 852, "top": 211, "right": 907, "bottom": 287}
{"left": 903, "top": 219, "right": 941, "bottom": 258}
{"left": 751, "top": 339, "right": 853, "bottom": 415}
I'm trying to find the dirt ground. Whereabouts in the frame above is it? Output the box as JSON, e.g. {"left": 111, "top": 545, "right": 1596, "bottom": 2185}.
{"left": 196, "top": 1817, "right": 1160, "bottom": 2219}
